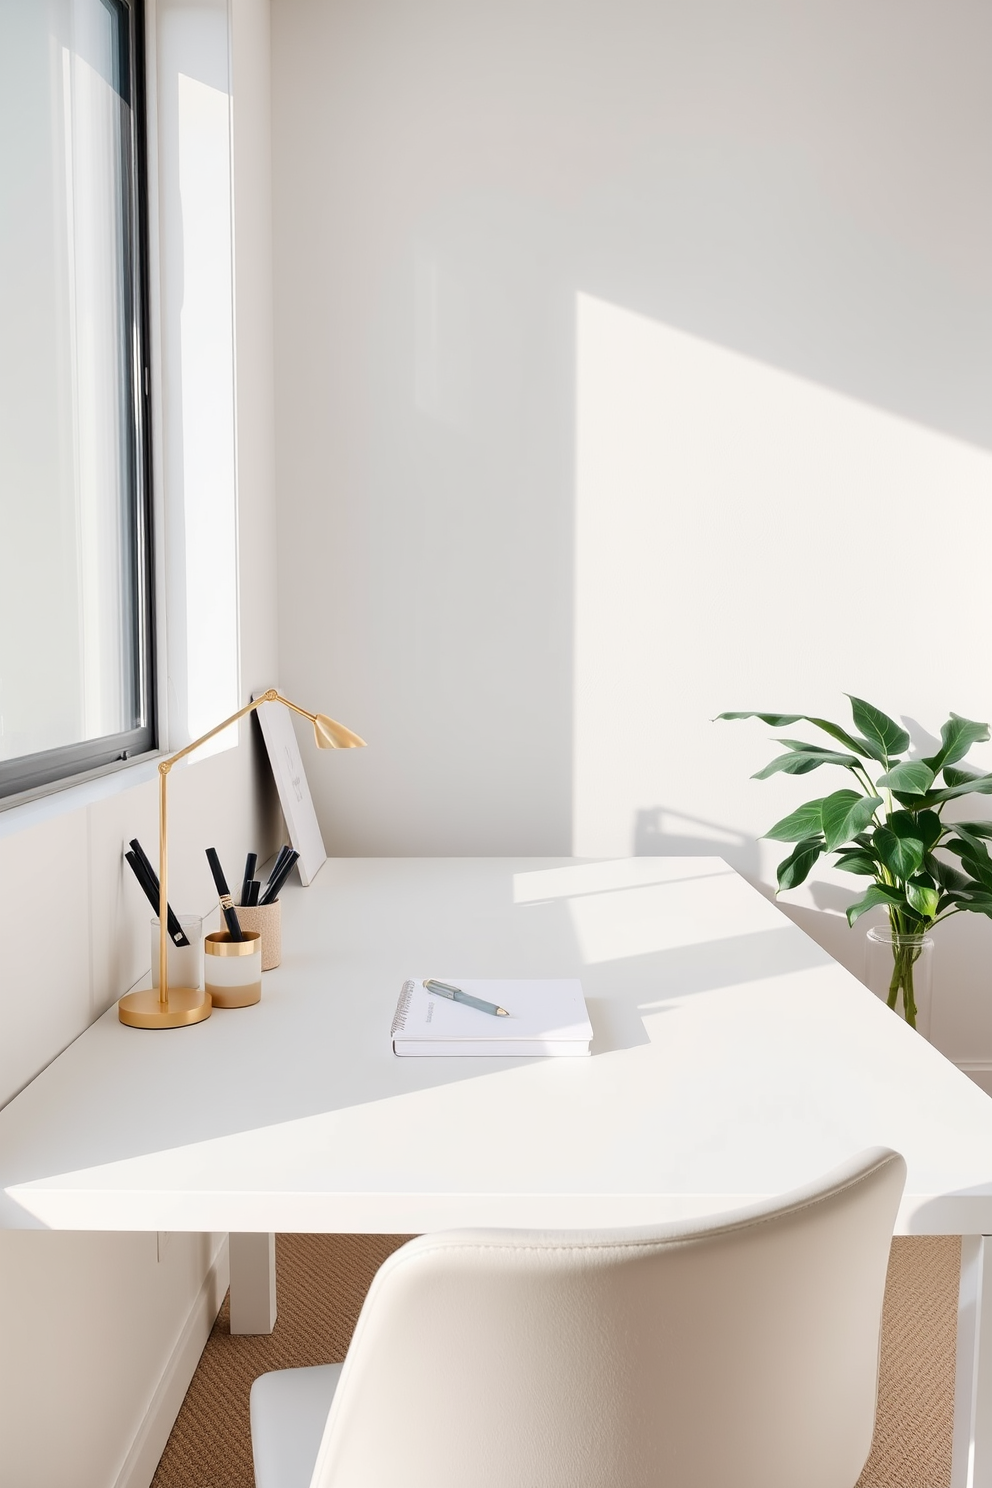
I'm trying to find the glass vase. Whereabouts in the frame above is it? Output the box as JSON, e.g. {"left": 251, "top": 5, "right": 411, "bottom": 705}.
{"left": 865, "top": 926, "right": 933, "bottom": 1039}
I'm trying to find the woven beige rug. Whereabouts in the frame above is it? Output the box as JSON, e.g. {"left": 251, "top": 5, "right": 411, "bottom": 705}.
{"left": 151, "top": 1233, "right": 959, "bottom": 1488}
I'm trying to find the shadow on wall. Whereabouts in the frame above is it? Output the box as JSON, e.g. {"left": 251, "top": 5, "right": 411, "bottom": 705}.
{"left": 775, "top": 889, "right": 876, "bottom": 989}
{"left": 634, "top": 805, "right": 760, "bottom": 880}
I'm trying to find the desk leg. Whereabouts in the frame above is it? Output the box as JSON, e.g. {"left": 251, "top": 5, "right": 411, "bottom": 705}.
{"left": 953, "top": 1235, "right": 992, "bottom": 1488}
{"left": 229, "top": 1232, "right": 277, "bottom": 1335}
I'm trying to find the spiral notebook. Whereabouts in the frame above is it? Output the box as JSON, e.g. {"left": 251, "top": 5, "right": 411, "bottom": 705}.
{"left": 390, "top": 978, "right": 592, "bottom": 1056}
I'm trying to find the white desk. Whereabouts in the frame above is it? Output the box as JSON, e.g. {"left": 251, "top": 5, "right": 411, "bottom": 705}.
{"left": 3, "top": 857, "right": 992, "bottom": 1483}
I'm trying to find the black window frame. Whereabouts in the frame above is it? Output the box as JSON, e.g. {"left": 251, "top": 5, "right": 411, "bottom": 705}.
{"left": 0, "top": 0, "right": 156, "bottom": 804}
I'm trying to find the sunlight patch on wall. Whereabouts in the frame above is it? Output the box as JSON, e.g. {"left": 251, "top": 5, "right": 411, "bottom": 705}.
{"left": 176, "top": 71, "right": 238, "bottom": 750}
{"left": 158, "top": 0, "right": 240, "bottom": 758}
{"left": 573, "top": 293, "right": 992, "bottom": 882}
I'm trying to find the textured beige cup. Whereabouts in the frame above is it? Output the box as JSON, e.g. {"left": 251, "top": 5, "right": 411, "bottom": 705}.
{"left": 236, "top": 899, "right": 282, "bottom": 970}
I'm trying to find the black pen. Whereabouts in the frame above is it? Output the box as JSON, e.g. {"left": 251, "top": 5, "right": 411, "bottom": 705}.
{"left": 248, "top": 878, "right": 260, "bottom": 906}
{"left": 240, "top": 852, "right": 257, "bottom": 907}
{"left": 125, "top": 851, "right": 163, "bottom": 921}
{"left": 127, "top": 841, "right": 190, "bottom": 946}
{"left": 259, "top": 845, "right": 291, "bottom": 901}
{"left": 205, "top": 848, "right": 245, "bottom": 940}
{"left": 126, "top": 853, "right": 188, "bottom": 948}
{"left": 259, "top": 847, "right": 300, "bottom": 906}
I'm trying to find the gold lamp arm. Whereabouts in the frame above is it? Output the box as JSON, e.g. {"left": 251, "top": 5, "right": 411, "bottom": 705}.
{"left": 159, "top": 688, "right": 284, "bottom": 778}
{"left": 153, "top": 690, "right": 364, "bottom": 1011}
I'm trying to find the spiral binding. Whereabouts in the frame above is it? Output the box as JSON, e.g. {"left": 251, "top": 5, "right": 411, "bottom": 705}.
{"left": 391, "top": 978, "right": 415, "bottom": 1036}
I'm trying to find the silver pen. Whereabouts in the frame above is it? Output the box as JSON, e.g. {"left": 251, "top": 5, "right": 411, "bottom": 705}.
{"left": 423, "top": 979, "right": 509, "bottom": 1017}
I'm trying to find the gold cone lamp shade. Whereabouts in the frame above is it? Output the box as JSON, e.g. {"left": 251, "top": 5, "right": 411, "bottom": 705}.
{"left": 312, "top": 714, "right": 366, "bottom": 750}
{"left": 119, "top": 689, "right": 365, "bottom": 1029}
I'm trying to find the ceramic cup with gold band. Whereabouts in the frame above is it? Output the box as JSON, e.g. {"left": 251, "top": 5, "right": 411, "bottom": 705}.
{"left": 204, "top": 930, "right": 262, "bottom": 1007}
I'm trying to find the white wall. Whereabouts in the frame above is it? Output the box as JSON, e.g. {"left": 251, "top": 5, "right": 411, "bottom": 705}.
{"left": 0, "top": 1, "right": 278, "bottom": 1483}
{"left": 270, "top": 0, "right": 992, "bottom": 1060}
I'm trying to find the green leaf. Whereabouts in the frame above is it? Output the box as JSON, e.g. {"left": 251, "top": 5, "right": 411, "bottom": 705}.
{"left": 846, "top": 883, "right": 905, "bottom": 927}
{"left": 920, "top": 774, "right": 992, "bottom": 805}
{"left": 716, "top": 713, "right": 883, "bottom": 761}
{"left": 888, "top": 809, "right": 942, "bottom": 850}
{"left": 943, "top": 765, "right": 982, "bottom": 787}
{"left": 753, "top": 749, "right": 862, "bottom": 781}
{"left": 876, "top": 760, "right": 935, "bottom": 795}
{"left": 718, "top": 712, "right": 806, "bottom": 726}
{"left": 906, "top": 880, "right": 940, "bottom": 919}
{"left": 945, "top": 834, "right": 989, "bottom": 865}
{"left": 955, "top": 892, "right": 992, "bottom": 919}
{"left": 951, "top": 833, "right": 992, "bottom": 886}
{"left": 806, "top": 725, "right": 884, "bottom": 762}
{"left": 951, "top": 824, "right": 992, "bottom": 857}
{"left": 925, "top": 855, "right": 971, "bottom": 893}
{"left": 834, "top": 851, "right": 879, "bottom": 876}
{"left": 943, "top": 820, "right": 992, "bottom": 840}
{"left": 847, "top": 696, "right": 910, "bottom": 761}
{"left": 775, "top": 739, "right": 857, "bottom": 755}
{"left": 820, "top": 790, "right": 883, "bottom": 852}
{"left": 957, "top": 853, "right": 992, "bottom": 893}
{"left": 776, "top": 837, "right": 824, "bottom": 891}
{"left": 925, "top": 713, "right": 991, "bottom": 773}
{"left": 872, "top": 826, "right": 924, "bottom": 881}
{"left": 763, "top": 799, "right": 827, "bottom": 843}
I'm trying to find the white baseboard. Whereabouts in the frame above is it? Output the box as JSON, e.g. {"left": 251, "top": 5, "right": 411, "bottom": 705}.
{"left": 956, "top": 1062, "right": 992, "bottom": 1097}
{"left": 112, "top": 1236, "right": 230, "bottom": 1488}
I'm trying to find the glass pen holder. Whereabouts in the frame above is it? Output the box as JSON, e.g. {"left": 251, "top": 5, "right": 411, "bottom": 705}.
{"left": 204, "top": 930, "right": 262, "bottom": 1007}
{"left": 150, "top": 916, "right": 204, "bottom": 992}
{"left": 235, "top": 899, "right": 281, "bottom": 970}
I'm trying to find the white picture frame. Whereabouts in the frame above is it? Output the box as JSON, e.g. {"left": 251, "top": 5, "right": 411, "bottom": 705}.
{"left": 252, "top": 688, "right": 327, "bottom": 886}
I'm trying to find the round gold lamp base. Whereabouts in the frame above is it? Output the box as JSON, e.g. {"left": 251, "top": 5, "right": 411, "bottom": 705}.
{"left": 118, "top": 986, "right": 212, "bottom": 1029}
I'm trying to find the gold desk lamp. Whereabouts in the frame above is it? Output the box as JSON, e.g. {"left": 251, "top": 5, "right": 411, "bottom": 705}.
{"left": 118, "top": 689, "right": 366, "bottom": 1029}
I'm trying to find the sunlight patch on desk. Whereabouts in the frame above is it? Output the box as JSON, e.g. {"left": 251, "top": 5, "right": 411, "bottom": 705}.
{"left": 567, "top": 872, "right": 787, "bottom": 963}
{"left": 513, "top": 856, "right": 731, "bottom": 904}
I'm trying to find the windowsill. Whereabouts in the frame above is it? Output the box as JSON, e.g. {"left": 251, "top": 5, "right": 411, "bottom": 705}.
{"left": 0, "top": 750, "right": 164, "bottom": 842}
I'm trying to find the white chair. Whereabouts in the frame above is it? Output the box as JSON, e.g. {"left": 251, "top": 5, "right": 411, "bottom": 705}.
{"left": 250, "top": 1146, "right": 905, "bottom": 1488}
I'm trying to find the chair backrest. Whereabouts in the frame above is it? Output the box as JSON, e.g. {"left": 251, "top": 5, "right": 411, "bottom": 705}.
{"left": 310, "top": 1147, "right": 905, "bottom": 1488}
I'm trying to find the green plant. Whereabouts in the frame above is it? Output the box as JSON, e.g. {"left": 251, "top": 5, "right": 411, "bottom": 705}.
{"left": 718, "top": 697, "right": 992, "bottom": 1028}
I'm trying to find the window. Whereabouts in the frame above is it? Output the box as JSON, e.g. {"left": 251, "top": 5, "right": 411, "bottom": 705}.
{"left": 0, "top": 0, "right": 154, "bottom": 800}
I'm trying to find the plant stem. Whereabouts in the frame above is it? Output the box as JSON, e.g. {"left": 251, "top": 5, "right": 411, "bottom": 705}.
{"left": 886, "top": 950, "right": 901, "bottom": 1011}
{"left": 903, "top": 943, "right": 918, "bottom": 1027}
{"left": 887, "top": 936, "right": 923, "bottom": 1029}
{"left": 852, "top": 765, "right": 883, "bottom": 815}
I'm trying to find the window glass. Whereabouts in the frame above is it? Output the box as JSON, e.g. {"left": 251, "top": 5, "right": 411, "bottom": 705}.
{"left": 0, "top": 0, "right": 152, "bottom": 795}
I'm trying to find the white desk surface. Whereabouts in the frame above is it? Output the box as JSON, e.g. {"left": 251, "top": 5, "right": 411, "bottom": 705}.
{"left": 3, "top": 856, "right": 992, "bottom": 1236}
